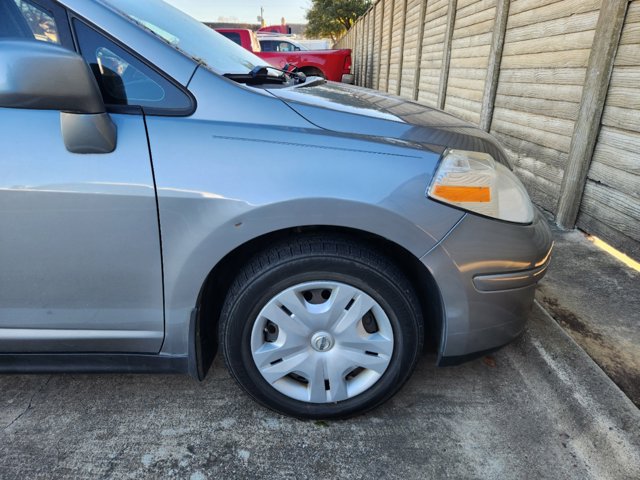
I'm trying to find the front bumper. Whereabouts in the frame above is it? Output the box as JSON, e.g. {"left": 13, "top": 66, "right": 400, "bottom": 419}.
{"left": 421, "top": 209, "right": 553, "bottom": 363}
{"left": 473, "top": 261, "right": 549, "bottom": 291}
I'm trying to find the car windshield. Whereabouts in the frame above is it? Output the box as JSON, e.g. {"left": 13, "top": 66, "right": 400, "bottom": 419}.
{"left": 97, "top": 0, "right": 263, "bottom": 75}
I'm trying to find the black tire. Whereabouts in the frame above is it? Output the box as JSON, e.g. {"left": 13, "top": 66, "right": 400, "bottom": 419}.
{"left": 219, "top": 235, "right": 424, "bottom": 419}
{"left": 300, "top": 67, "right": 326, "bottom": 79}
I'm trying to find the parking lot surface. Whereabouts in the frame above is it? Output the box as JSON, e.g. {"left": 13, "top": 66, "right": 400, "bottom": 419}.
{"left": 1, "top": 304, "right": 639, "bottom": 480}
{"left": 537, "top": 228, "right": 640, "bottom": 406}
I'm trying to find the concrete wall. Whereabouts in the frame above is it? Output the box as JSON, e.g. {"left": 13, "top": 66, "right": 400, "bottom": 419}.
{"left": 337, "top": 0, "right": 639, "bottom": 259}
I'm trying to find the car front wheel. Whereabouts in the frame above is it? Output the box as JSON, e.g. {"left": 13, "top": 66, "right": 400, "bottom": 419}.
{"left": 219, "top": 235, "right": 423, "bottom": 419}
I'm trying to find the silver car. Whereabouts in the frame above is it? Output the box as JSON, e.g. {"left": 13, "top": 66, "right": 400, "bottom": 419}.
{"left": 0, "top": 0, "right": 552, "bottom": 418}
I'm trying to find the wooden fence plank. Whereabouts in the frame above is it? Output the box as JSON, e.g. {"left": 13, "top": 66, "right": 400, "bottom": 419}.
{"left": 557, "top": 0, "right": 630, "bottom": 228}
{"left": 498, "top": 68, "right": 587, "bottom": 85}
{"left": 496, "top": 81, "right": 584, "bottom": 102}
{"left": 493, "top": 107, "right": 576, "bottom": 137}
{"left": 494, "top": 94, "right": 581, "bottom": 121}
{"left": 492, "top": 130, "right": 569, "bottom": 170}
{"left": 438, "top": 0, "right": 458, "bottom": 109}
{"left": 396, "top": 0, "right": 409, "bottom": 95}
{"left": 579, "top": 196, "right": 640, "bottom": 241}
{"left": 602, "top": 105, "right": 640, "bottom": 131}
{"left": 479, "top": 0, "right": 509, "bottom": 131}
{"left": 491, "top": 118, "right": 573, "bottom": 152}
{"left": 588, "top": 161, "right": 640, "bottom": 199}
{"left": 583, "top": 179, "right": 640, "bottom": 221}
{"left": 594, "top": 126, "right": 640, "bottom": 168}
{"left": 412, "top": 0, "right": 429, "bottom": 100}
{"left": 500, "top": 49, "right": 591, "bottom": 68}
{"left": 503, "top": 30, "right": 595, "bottom": 56}
{"left": 577, "top": 211, "right": 640, "bottom": 257}
{"left": 508, "top": 0, "right": 601, "bottom": 30}
{"left": 505, "top": 10, "right": 599, "bottom": 43}
{"left": 612, "top": 43, "right": 639, "bottom": 65}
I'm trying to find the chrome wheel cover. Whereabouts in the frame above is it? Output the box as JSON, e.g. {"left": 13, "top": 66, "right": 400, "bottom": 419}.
{"left": 250, "top": 281, "right": 394, "bottom": 403}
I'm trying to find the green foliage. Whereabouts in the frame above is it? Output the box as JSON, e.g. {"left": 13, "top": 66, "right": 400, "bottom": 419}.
{"left": 305, "top": 0, "right": 371, "bottom": 41}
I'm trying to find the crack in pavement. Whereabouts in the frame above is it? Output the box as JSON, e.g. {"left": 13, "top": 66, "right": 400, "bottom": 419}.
{"left": 2, "top": 376, "right": 52, "bottom": 431}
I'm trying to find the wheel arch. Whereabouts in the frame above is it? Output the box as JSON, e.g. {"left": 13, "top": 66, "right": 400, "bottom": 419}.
{"left": 192, "top": 225, "right": 444, "bottom": 379}
{"left": 298, "top": 65, "right": 326, "bottom": 78}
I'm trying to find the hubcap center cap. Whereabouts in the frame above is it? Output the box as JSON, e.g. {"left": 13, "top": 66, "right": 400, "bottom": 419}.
{"left": 311, "top": 331, "right": 334, "bottom": 352}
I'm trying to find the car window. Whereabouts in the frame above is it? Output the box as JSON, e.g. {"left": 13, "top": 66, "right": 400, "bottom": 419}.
{"left": 218, "top": 31, "right": 242, "bottom": 46}
{"left": 260, "top": 40, "right": 275, "bottom": 52}
{"left": 260, "top": 40, "right": 300, "bottom": 53}
{"left": 278, "top": 41, "right": 299, "bottom": 52}
{"left": 73, "top": 19, "right": 192, "bottom": 114}
{"left": 2, "top": 0, "right": 60, "bottom": 43}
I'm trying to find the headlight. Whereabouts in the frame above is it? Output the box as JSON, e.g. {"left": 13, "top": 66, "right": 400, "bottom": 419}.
{"left": 427, "top": 149, "right": 534, "bottom": 224}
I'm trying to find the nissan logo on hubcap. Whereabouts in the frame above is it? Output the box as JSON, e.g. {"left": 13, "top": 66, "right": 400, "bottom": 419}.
{"left": 311, "top": 332, "right": 334, "bottom": 352}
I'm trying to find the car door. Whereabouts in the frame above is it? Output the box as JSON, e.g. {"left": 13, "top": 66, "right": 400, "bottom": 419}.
{"left": 0, "top": 0, "right": 169, "bottom": 352}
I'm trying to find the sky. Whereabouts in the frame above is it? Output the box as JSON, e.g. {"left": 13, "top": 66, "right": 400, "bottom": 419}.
{"left": 163, "top": 0, "right": 310, "bottom": 24}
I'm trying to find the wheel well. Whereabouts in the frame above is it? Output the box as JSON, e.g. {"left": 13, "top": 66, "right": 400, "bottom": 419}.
{"left": 195, "top": 226, "right": 443, "bottom": 377}
{"left": 299, "top": 66, "right": 325, "bottom": 78}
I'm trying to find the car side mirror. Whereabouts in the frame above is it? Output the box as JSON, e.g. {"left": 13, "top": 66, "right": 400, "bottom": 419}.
{"left": 0, "top": 40, "right": 116, "bottom": 154}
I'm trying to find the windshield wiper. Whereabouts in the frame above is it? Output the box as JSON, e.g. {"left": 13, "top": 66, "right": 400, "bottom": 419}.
{"left": 224, "top": 65, "right": 306, "bottom": 85}
{"left": 281, "top": 63, "right": 307, "bottom": 83}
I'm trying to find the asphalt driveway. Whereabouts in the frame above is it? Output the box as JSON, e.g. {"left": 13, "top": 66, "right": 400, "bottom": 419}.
{"left": 1, "top": 304, "right": 639, "bottom": 479}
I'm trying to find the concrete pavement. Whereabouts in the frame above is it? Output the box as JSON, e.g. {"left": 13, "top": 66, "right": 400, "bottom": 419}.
{"left": 1, "top": 303, "right": 639, "bottom": 479}
{"left": 537, "top": 226, "right": 640, "bottom": 406}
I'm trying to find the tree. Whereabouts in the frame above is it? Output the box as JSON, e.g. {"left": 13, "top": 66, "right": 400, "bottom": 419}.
{"left": 305, "top": 0, "right": 371, "bottom": 42}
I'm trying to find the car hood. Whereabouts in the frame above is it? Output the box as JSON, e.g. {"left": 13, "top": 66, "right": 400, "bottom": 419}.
{"left": 269, "top": 81, "right": 510, "bottom": 165}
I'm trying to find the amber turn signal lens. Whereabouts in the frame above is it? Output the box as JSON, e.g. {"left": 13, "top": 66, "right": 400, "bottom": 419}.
{"left": 432, "top": 185, "right": 491, "bottom": 203}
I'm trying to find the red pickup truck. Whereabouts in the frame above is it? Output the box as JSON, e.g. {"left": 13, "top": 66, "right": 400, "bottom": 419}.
{"left": 216, "top": 28, "right": 353, "bottom": 83}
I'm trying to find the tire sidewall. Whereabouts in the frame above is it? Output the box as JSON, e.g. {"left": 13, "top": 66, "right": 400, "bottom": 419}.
{"left": 221, "top": 254, "right": 421, "bottom": 419}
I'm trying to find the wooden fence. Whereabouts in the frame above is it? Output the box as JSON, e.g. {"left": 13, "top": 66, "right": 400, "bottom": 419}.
{"left": 337, "top": 0, "right": 639, "bottom": 259}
